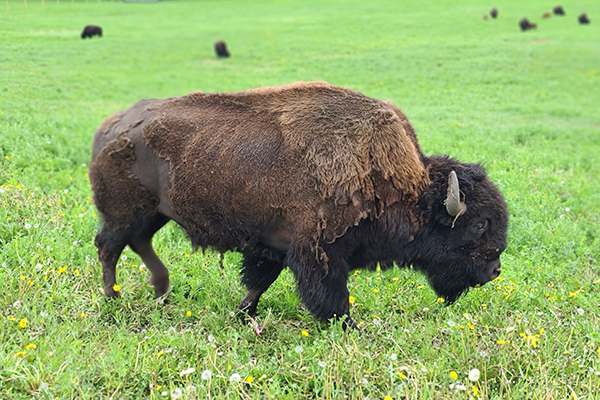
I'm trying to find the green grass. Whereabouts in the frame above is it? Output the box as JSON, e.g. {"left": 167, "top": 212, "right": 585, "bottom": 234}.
{"left": 1, "top": 0, "right": 599, "bottom": 398}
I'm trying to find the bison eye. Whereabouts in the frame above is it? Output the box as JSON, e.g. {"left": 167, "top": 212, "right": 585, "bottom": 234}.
{"left": 475, "top": 220, "right": 489, "bottom": 232}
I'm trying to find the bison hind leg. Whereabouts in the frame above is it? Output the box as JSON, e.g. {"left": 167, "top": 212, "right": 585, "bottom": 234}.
{"left": 95, "top": 225, "right": 130, "bottom": 298}
{"left": 238, "top": 248, "right": 285, "bottom": 318}
{"left": 127, "top": 214, "right": 171, "bottom": 298}
{"left": 94, "top": 214, "right": 170, "bottom": 298}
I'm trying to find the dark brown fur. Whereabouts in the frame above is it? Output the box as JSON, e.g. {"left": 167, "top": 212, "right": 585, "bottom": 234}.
{"left": 490, "top": 8, "right": 498, "bottom": 19}
{"left": 578, "top": 13, "right": 590, "bottom": 24}
{"left": 542, "top": 12, "right": 551, "bottom": 19}
{"left": 89, "top": 82, "right": 508, "bottom": 329}
{"left": 81, "top": 25, "right": 102, "bottom": 39}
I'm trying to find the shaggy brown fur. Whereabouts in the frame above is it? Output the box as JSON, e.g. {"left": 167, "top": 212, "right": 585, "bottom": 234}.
{"left": 90, "top": 82, "right": 509, "bottom": 329}
{"left": 542, "top": 12, "right": 551, "bottom": 19}
{"left": 143, "top": 82, "right": 427, "bottom": 250}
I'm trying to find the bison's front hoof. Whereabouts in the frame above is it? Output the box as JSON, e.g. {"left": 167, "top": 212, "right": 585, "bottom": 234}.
{"left": 151, "top": 277, "right": 171, "bottom": 299}
{"left": 103, "top": 286, "right": 122, "bottom": 298}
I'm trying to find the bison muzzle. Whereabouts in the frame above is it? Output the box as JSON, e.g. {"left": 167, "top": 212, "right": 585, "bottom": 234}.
{"left": 89, "top": 82, "right": 509, "bottom": 329}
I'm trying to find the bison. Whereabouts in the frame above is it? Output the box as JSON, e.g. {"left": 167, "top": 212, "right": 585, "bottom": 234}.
{"left": 553, "top": 6, "right": 565, "bottom": 16}
{"left": 578, "top": 13, "right": 590, "bottom": 24}
{"left": 490, "top": 8, "right": 498, "bottom": 19}
{"left": 89, "top": 82, "right": 509, "bottom": 329}
{"left": 81, "top": 25, "right": 103, "bottom": 39}
{"left": 214, "top": 40, "right": 230, "bottom": 58}
{"left": 519, "top": 18, "right": 537, "bottom": 31}
{"left": 542, "top": 12, "right": 551, "bottom": 19}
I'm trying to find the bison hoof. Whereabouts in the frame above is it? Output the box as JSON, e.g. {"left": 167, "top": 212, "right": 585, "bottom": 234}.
{"left": 104, "top": 287, "right": 122, "bottom": 298}
{"left": 153, "top": 281, "right": 171, "bottom": 300}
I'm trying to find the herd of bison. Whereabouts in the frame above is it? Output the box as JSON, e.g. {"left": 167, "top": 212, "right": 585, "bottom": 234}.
{"left": 80, "top": 5, "right": 591, "bottom": 57}
{"left": 483, "top": 5, "right": 591, "bottom": 31}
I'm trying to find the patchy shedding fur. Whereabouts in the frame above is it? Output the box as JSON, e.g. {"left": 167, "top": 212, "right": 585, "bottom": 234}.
{"left": 88, "top": 135, "right": 158, "bottom": 230}
{"left": 89, "top": 82, "right": 509, "bottom": 329}
{"left": 143, "top": 82, "right": 428, "bottom": 251}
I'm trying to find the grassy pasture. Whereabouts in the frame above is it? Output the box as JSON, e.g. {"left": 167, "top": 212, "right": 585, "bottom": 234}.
{"left": 1, "top": 0, "right": 599, "bottom": 398}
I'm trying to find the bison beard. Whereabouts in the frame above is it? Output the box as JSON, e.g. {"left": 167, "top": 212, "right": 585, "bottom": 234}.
{"left": 89, "top": 82, "right": 509, "bottom": 330}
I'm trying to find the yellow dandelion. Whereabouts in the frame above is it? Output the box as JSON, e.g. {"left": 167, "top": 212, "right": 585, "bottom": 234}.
{"left": 384, "top": 396, "right": 393, "bottom": 400}
{"left": 301, "top": 330, "right": 309, "bottom": 337}
{"left": 186, "top": 311, "right": 192, "bottom": 317}
{"left": 113, "top": 284, "right": 121, "bottom": 292}
{"left": 75, "top": 269, "right": 80, "bottom": 277}
{"left": 450, "top": 371, "right": 458, "bottom": 380}
{"left": 15, "top": 351, "right": 26, "bottom": 357}
{"left": 25, "top": 343, "right": 37, "bottom": 349}
{"left": 349, "top": 296, "right": 355, "bottom": 304}
{"left": 437, "top": 297, "right": 445, "bottom": 303}
{"left": 246, "top": 376, "right": 254, "bottom": 384}
{"left": 373, "top": 289, "right": 379, "bottom": 294}
{"left": 497, "top": 340, "right": 506, "bottom": 345}
{"left": 398, "top": 372, "right": 407, "bottom": 380}
{"left": 19, "top": 319, "right": 28, "bottom": 328}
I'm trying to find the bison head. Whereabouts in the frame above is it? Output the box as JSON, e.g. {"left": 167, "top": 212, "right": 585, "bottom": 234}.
{"left": 412, "top": 156, "right": 508, "bottom": 304}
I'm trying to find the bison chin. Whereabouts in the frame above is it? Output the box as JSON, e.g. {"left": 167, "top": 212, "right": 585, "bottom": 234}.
{"left": 425, "top": 258, "right": 502, "bottom": 305}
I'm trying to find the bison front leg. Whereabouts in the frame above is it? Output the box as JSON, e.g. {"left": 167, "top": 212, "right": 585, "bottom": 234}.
{"left": 238, "top": 249, "right": 285, "bottom": 318}
{"left": 287, "top": 244, "right": 357, "bottom": 330}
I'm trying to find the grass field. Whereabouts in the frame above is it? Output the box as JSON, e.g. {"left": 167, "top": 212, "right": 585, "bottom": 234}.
{"left": 1, "top": 0, "right": 599, "bottom": 398}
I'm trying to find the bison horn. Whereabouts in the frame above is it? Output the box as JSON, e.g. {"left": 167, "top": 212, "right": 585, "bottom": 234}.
{"left": 446, "top": 171, "right": 467, "bottom": 218}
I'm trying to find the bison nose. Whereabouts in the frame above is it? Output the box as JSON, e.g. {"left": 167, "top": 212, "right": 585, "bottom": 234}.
{"left": 490, "top": 259, "right": 501, "bottom": 280}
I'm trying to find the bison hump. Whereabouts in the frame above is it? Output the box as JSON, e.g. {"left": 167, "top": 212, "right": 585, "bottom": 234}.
{"left": 272, "top": 83, "right": 427, "bottom": 202}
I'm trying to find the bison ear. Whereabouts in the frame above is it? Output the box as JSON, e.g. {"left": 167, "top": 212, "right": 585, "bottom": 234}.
{"left": 446, "top": 171, "right": 467, "bottom": 219}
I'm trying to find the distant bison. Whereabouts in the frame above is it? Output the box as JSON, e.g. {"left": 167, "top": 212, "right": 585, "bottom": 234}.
{"left": 519, "top": 18, "right": 537, "bottom": 31}
{"left": 542, "top": 12, "right": 551, "bottom": 19}
{"left": 214, "top": 40, "right": 230, "bottom": 58}
{"left": 81, "top": 25, "right": 102, "bottom": 39}
{"left": 89, "top": 82, "right": 509, "bottom": 329}
{"left": 483, "top": 13, "right": 488, "bottom": 20}
{"left": 553, "top": 6, "right": 565, "bottom": 16}
{"left": 578, "top": 13, "right": 590, "bottom": 24}
{"left": 490, "top": 8, "right": 498, "bottom": 19}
